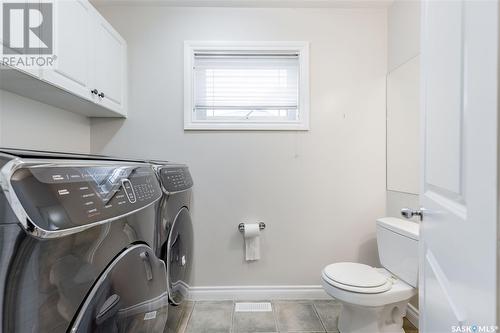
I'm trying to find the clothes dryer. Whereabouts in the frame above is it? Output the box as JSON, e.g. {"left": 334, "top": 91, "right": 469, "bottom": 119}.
{"left": 0, "top": 149, "right": 168, "bottom": 333}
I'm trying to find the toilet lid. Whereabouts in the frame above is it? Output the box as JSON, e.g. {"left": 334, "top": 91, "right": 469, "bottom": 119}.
{"left": 323, "top": 263, "right": 392, "bottom": 293}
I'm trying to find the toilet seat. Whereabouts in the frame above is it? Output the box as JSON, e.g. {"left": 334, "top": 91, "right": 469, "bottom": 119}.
{"left": 321, "top": 267, "right": 416, "bottom": 307}
{"left": 321, "top": 264, "right": 417, "bottom": 332}
{"left": 322, "top": 262, "right": 393, "bottom": 294}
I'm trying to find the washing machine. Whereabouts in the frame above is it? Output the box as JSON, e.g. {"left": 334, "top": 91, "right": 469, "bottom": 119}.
{"left": 152, "top": 163, "right": 194, "bottom": 332}
{"left": 0, "top": 148, "right": 169, "bottom": 333}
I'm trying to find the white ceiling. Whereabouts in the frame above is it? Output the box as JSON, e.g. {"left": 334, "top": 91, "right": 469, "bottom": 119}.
{"left": 91, "top": 0, "right": 393, "bottom": 8}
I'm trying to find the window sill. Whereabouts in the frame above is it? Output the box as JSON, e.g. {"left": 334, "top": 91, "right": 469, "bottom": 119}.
{"left": 184, "top": 122, "right": 310, "bottom": 131}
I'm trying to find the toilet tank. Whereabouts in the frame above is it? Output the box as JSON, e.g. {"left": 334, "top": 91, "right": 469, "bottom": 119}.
{"left": 376, "top": 217, "right": 419, "bottom": 287}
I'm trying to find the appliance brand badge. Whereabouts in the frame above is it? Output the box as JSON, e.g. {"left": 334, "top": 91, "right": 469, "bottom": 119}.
{"left": 143, "top": 311, "right": 157, "bottom": 321}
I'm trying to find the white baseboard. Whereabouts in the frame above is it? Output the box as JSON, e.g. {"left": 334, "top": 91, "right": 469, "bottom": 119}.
{"left": 188, "top": 285, "right": 330, "bottom": 301}
{"left": 406, "top": 303, "right": 419, "bottom": 329}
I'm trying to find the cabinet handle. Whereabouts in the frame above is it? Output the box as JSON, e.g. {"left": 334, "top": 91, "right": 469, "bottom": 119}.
{"left": 91, "top": 88, "right": 98, "bottom": 95}
{"left": 98, "top": 92, "right": 105, "bottom": 98}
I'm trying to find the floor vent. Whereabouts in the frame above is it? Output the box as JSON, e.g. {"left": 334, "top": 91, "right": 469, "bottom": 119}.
{"left": 235, "top": 302, "right": 272, "bottom": 312}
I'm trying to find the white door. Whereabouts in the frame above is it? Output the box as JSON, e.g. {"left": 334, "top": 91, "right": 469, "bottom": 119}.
{"left": 419, "top": 0, "right": 498, "bottom": 332}
{"left": 92, "top": 12, "right": 126, "bottom": 115}
{"left": 42, "top": 0, "right": 92, "bottom": 100}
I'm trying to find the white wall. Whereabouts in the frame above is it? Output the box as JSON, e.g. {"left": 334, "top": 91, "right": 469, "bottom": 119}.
{"left": 386, "top": 0, "right": 420, "bottom": 219}
{"left": 386, "top": 0, "right": 421, "bottom": 315}
{"left": 0, "top": 89, "right": 91, "bottom": 153}
{"left": 387, "top": 0, "right": 420, "bottom": 72}
{"left": 387, "top": 56, "right": 420, "bottom": 195}
{"left": 91, "top": 6, "right": 387, "bottom": 286}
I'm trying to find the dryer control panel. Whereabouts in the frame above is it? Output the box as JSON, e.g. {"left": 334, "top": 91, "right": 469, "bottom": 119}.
{"left": 158, "top": 165, "right": 193, "bottom": 193}
{"left": 9, "top": 163, "right": 162, "bottom": 232}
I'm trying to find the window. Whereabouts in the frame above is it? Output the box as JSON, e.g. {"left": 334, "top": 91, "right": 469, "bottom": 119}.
{"left": 184, "top": 41, "right": 309, "bottom": 130}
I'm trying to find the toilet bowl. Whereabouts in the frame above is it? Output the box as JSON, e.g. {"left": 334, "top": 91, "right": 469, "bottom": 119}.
{"left": 321, "top": 218, "right": 419, "bottom": 333}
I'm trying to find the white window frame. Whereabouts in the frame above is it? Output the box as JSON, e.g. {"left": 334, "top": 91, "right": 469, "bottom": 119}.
{"left": 184, "top": 41, "right": 310, "bottom": 131}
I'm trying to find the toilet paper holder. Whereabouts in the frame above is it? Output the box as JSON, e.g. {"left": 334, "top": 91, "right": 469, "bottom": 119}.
{"left": 238, "top": 222, "right": 266, "bottom": 232}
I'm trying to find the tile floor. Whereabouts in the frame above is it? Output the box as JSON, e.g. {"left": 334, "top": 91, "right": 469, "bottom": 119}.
{"left": 172, "top": 300, "right": 418, "bottom": 333}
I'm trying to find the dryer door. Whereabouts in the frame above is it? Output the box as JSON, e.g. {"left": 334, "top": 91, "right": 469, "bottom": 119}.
{"left": 167, "top": 207, "right": 193, "bottom": 305}
{"left": 70, "top": 244, "right": 169, "bottom": 333}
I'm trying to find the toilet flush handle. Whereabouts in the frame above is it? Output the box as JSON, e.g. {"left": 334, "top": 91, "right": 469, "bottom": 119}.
{"left": 401, "top": 208, "right": 425, "bottom": 221}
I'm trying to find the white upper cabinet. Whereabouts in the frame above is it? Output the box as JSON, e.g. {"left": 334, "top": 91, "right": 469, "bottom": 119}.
{"left": 0, "top": 0, "right": 127, "bottom": 117}
{"left": 42, "top": 0, "right": 92, "bottom": 100}
{"left": 91, "top": 11, "right": 127, "bottom": 115}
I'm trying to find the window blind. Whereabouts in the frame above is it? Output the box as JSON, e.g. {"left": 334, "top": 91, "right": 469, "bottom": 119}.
{"left": 193, "top": 52, "right": 300, "bottom": 122}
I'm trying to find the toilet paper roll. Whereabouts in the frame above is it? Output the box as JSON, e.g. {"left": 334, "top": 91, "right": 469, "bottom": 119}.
{"left": 243, "top": 223, "right": 260, "bottom": 261}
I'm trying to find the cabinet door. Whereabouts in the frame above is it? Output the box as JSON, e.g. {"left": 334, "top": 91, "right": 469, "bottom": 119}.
{"left": 92, "top": 12, "right": 126, "bottom": 116}
{"left": 41, "top": 0, "right": 92, "bottom": 100}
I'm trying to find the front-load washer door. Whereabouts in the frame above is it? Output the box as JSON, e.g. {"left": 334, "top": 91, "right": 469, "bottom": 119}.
{"left": 167, "top": 207, "right": 193, "bottom": 305}
{"left": 70, "top": 244, "right": 168, "bottom": 333}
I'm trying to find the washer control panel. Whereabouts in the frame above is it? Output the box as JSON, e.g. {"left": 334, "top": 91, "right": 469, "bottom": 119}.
{"left": 122, "top": 179, "right": 136, "bottom": 203}
{"left": 10, "top": 163, "right": 162, "bottom": 232}
{"left": 158, "top": 165, "right": 193, "bottom": 193}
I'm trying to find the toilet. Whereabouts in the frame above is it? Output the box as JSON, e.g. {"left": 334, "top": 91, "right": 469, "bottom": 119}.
{"left": 321, "top": 217, "right": 419, "bottom": 333}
